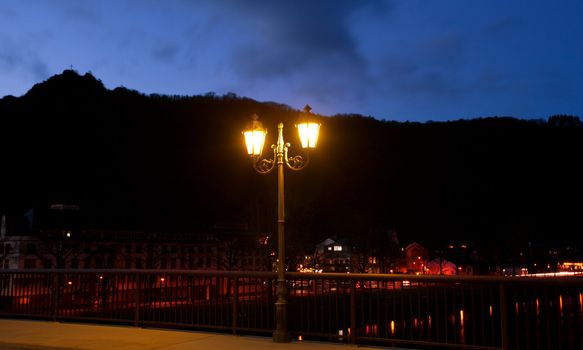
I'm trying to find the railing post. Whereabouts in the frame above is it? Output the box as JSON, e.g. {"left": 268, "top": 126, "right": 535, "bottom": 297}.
{"left": 499, "top": 283, "right": 509, "bottom": 350}
{"left": 134, "top": 274, "right": 140, "bottom": 327}
{"left": 232, "top": 277, "right": 239, "bottom": 334}
{"left": 51, "top": 272, "right": 59, "bottom": 321}
{"left": 350, "top": 279, "right": 357, "bottom": 344}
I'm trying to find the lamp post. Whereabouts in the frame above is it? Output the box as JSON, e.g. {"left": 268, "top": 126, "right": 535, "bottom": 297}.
{"left": 243, "top": 105, "right": 320, "bottom": 342}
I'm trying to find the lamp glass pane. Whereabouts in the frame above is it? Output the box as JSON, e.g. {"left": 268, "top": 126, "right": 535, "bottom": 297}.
{"left": 297, "top": 122, "right": 320, "bottom": 149}
{"left": 244, "top": 129, "right": 266, "bottom": 156}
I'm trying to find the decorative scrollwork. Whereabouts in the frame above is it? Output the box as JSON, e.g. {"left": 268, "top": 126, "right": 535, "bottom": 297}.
{"left": 285, "top": 153, "right": 309, "bottom": 171}
{"left": 253, "top": 155, "right": 276, "bottom": 174}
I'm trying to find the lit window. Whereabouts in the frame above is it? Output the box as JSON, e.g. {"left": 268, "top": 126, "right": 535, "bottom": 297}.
{"left": 333, "top": 245, "right": 343, "bottom": 251}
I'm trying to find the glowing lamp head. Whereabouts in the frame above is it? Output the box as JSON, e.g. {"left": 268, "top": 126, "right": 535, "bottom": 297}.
{"left": 243, "top": 114, "right": 267, "bottom": 157}
{"left": 296, "top": 105, "right": 320, "bottom": 149}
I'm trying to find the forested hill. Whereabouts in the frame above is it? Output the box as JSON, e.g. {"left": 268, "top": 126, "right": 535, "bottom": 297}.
{"left": 1, "top": 70, "right": 582, "bottom": 254}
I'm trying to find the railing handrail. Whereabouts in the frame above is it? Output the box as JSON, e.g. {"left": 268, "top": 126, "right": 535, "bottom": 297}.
{"left": 1, "top": 268, "right": 277, "bottom": 279}
{"left": 3, "top": 268, "right": 582, "bottom": 286}
{"left": 288, "top": 271, "right": 583, "bottom": 285}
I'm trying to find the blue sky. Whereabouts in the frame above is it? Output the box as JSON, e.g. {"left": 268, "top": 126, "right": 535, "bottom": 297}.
{"left": 1, "top": 0, "right": 582, "bottom": 121}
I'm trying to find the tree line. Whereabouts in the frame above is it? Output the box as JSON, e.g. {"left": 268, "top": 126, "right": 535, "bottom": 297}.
{"left": 1, "top": 70, "right": 582, "bottom": 260}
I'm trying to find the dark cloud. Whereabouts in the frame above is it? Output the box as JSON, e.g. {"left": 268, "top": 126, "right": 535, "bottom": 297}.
{"left": 376, "top": 32, "right": 468, "bottom": 102}
{"left": 0, "top": 36, "right": 26, "bottom": 70}
{"left": 0, "top": 34, "right": 50, "bottom": 84}
{"left": 195, "top": 1, "right": 392, "bottom": 115}
{"left": 31, "top": 59, "right": 50, "bottom": 81}
{"left": 0, "top": 3, "right": 20, "bottom": 20}
{"left": 213, "top": 1, "right": 385, "bottom": 79}
{"left": 60, "top": 1, "right": 102, "bottom": 24}
{"left": 151, "top": 43, "right": 180, "bottom": 63}
{"left": 0, "top": 51, "right": 19, "bottom": 68}
{"left": 486, "top": 16, "right": 520, "bottom": 36}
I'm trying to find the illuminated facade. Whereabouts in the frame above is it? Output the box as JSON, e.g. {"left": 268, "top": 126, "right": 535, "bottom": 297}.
{"left": 314, "top": 238, "right": 353, "bottom": 272}
{"left": 405, "top": 242, "right": 428, "bottom": 274}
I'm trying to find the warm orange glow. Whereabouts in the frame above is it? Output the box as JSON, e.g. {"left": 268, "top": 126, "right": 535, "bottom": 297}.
{"left": 67, "top": 281, "right": 72, "bottom": 285}
{"left": 515, "top": 302, "right": 519, "bottom": 315}
{"left": 244, "top": 129, "right": 266, "bottom": 156}
{"left": 536, "top": 298, "right": 540, "bottom": 316}
{"left": 298, "top": 335, "right": 303, "bottom": 342}
{"left": 390, "top": 320, "right": 395, "bottom": 335}
{"left": 460, "top": 325, "right": 465, "bottom": 344}
{"left": 560, "top": 261, "right": 583, "bottom": 270}
{"left": 99, "top": 275, "right": 103, "bottom": 280}
{"left": 19, "top": 297, "right": 29, "bottom": 305}
{"left": 560, "top": 295, "right": 563, "bottom": 312}
{"left": 297, "top": 122, "right": 320, "bottom": 149}
{"left": 489, "top": 305, "right": 493, "bottom": 317}
{"left": 243, "top": 115, "right": 266, "bottom": 156}
{"left": 428, "top": 315, "right": 432, "bottom": 329}
{"left": 460, "top": 310, "right": 464, "bottom": 325}
{"left": 580, "top": 293, "right": 583, "bottom": 312}
{"left": 347, "top": 327, "right": 351, "bottom": 336}
{"left": 160, "top": 277, "right": 165, "bottom": 283}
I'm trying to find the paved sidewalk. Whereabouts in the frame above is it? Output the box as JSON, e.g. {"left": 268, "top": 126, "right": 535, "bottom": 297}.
{"left": 0, "top": 319, "right": 397, "bottom": 350}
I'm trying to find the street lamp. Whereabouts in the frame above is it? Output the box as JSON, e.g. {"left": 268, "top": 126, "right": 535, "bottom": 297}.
{"left": 243, "top": 105, "right": 320, "bottom": 342}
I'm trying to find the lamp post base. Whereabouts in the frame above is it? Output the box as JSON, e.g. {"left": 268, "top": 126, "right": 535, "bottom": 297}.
{"left": 273, "top": 281, "right": 290, "bottom": 343}
{"left": 273, "top": 330, "right": 291, "bottom": 343}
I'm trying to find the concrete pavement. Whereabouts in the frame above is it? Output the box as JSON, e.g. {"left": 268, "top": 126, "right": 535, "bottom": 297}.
{"left": 0, "top": 319, "right": 399, "bottom": 350}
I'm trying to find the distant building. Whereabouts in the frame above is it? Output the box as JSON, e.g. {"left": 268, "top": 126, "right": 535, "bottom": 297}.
{"left": 352, "top": 229, "right": 406, "bottom": 274}
{"left": 314, "top": 238, "right": 353, "bottom": 272}
{"left": 405, "top": 242, "right": 428, "bottom": 274}
{"left": 0, "top": 206, "right": 272, "bottom": 272}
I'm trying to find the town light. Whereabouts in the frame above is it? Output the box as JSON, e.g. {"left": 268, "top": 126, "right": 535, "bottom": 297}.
{"left": 243, "top": 114, "right": 267, "bottom": 156}
{"left": 242, "top": 104, "right": 320, "bottom": 343}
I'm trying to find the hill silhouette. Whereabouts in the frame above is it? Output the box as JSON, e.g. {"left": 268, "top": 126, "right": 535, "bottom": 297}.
{"left": 1, "top": 70, "right": 582, "bottom": 258}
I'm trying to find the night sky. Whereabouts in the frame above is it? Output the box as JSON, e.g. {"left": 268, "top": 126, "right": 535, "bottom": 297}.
{"left": 1, "top": 1, "right": 582, "bottom": 122}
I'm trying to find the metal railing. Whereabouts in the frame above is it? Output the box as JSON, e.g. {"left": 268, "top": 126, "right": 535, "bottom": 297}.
{"left": 1, "top": 269, "right": 582, "bottom": 349}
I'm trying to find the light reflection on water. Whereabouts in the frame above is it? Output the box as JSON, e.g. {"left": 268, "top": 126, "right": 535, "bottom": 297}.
{"left": 326, "top": 287, "right": 581, "bottom": 347}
